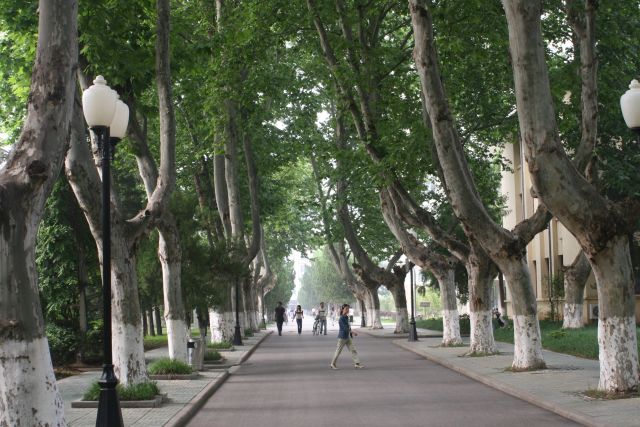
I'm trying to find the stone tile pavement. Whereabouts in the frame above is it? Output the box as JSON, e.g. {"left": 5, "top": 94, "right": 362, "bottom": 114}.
{"left": 361, "top": 326, "right": 640, "bottom": 427}
{"left": 57, "top": 330, "right": 272, "bottom": 426}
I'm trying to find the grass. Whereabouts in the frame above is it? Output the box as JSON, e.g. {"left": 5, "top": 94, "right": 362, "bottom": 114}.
{"left": 204, "top": 350, "right": 222, "bottom": 362}
{"left": 148, "top": 357, "right": 192, "bottom": 375}
{"left": 83, "top": 381, "right": 160, "bottom": 401}
{"left": 207, "top": 341, "right": 233, "bottom": 350}
{"left": 143, "top": 334, "right": 168, "bottom": 351}
{"left": 416, "top": 317, "right": 471, "bottom": 334}
{"left": 419, "top": 317, "right": 640, "bottom": 360}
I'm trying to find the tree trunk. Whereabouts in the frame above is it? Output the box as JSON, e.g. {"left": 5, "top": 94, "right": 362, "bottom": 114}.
{"left": 562, "top": 251, "right": 590, "bottom": 329}
{"left": 409, "top": 0, "right": 545, "bottom": 370}
{"left": 499, "top": 259, "right": 545, "bottom": 370}
{"left": 208, "top": 309, "right": 224, "bottom": 342}
{"left": 592, "top": 235, "right": 639, "bottom": 391}
{"left": 154, "top": 0, "right": 186, "bottom": 360}
{"left": 368, "top": 288, "right": 383, "bottom": 329}
{"left": 154, "top": 306, "right": 163, "bottom": 336}
{"left": 359, "top": 298, "right": 367, "bottom": 327}
{"left": 388, "top": 281, "right": 409, "bottom": 334}
{"left": 435, "top": 270, "right": 463, "bottom": 346}
{"left": 0, "top": 2, "right": 77, "bottom": 424}
{"left": 143, "top": 311, "right": 149, "bottom": 337}
{"left": 502, "top": 0, "right": 638, "bottom": 389}
{"left": 147, "top": 310, "right": 156, "bottom": 337}
{"left": 467, "top": 244, "right": 498, "bottom": 354}
{"left": 158, "top": 223, "right": 187, "bottom": 361}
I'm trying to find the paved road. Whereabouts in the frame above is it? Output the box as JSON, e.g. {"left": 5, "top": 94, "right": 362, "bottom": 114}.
{"left": 188, "top": 322, "right": 580, "bottom": 427}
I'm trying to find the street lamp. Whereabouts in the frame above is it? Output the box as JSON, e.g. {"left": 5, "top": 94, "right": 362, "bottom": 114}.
{"left": 82, "top": 75, "right": 129, "bottom": 427}
{"left": 408, "top": 263, "right": 418, "bottom": 342}
{"left": 233, "top": 277, "right": 243, "bottom": 345}
{"left": 620, "top": 78, "right": 640, "bottom": 143}
{"left": 261, "top": 282, "right": 266, "bottom": 330}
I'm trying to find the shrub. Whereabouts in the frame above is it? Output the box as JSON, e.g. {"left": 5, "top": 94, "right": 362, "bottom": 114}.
{"left": 207, "top": 341, "right": 233, "bottom": 350}
{"left": 204, "top": 350, "right": 222, "bottom": 361}
{"left": 46, "top": 324, "right": 78, "bottom": 366}
{"left": 148, "top": 357, "right": 192, "bottom": 375}
{"left": 244, "top": 328, "right": 254, "bottom": 337}
{"left": 83, "top": 381, "right": 160, "bottom": 401}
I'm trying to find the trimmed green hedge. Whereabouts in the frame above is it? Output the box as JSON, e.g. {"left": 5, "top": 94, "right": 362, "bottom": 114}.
{"left": 148, "top": 357, "right": 192, "bottom": 375}
{"left": 83, "top": 381, "right": 159, "bottom": 401}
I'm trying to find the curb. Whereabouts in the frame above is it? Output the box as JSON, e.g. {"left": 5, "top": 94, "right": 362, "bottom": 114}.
{"left": 393, "top": 340, "right": 605, "bottom": 427}
{"left": 358, "top": 329, "right": 442, "bottom": 340}
{"left": 163, "top": 370, "right": 230, "bottom": 427}
{"left": 238, "top": 330, "right": 273, "bottom": 365}
{"left": 163, "top": 331, "right": 272, "bottom": 427}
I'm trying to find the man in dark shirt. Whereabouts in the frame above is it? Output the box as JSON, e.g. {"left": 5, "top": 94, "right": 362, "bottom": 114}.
{"left": 274, "top": 301, "right": 286, "bottom": 336}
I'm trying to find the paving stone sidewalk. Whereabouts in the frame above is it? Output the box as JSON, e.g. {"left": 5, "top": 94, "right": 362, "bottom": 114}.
{"left": 58, "top": 330, "right": 272, "bottom": 426}
{"left": 361, "top": 327, "right": 640, "bottom": 427}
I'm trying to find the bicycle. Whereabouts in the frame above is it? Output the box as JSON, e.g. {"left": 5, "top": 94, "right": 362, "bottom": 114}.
{"left": 312, "top": 317, "right": 321, "bottom": 335}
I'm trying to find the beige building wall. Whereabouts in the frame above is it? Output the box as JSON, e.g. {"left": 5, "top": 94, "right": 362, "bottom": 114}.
{"left": 500, "top": 141, "right": 640, "bottom": 324}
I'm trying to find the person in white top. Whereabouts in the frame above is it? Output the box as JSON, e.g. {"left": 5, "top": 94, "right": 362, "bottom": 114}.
{"left": 317, "top": 302, "right": 327, "bottom": 335}
{"left": 294, "top": 305, "right": 304, "bottom": 334}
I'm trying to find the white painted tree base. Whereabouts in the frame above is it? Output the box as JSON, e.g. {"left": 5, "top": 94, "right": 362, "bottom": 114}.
{"left": 370, "top": 309, "right": 383, "bottom": 329}
{"left": 395, "top": 308, "right": 409, "bottom": 333}
{"left": 209, "top": 309, "right": 224, "bottom": 342}
{"left": 113, "top": 322, "right": 148, "bottom": 386}
{"left": 469, "top": 310, "right": 497, "bottom": 354}
{"left": 598, "top": 316, "right": 639, "bottom": 392}
{"left": 0, "top": 337, "right": 66, "bottom": 426}
{"left": 442, "top": 309, "right": 462, "bottom": 346}
{"left": 562, "top": 303, "right": 583, "bottom": 329}
{"left": 223, "top": 311, "right": 236, "bottom": 340}
{"left": 166, "top": 318, "right": 188, "bottom": 362}
{"left": 512, "top": 314, "right": 545, "bottom": 370}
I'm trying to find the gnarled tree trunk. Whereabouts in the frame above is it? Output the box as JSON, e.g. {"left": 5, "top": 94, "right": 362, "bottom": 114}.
{"left": 503, "top": 0, "right": 638, "bottom": 389}
{"left": 562, "top": 251, "right": 591, "bottom": 329}
{"left": 0, "top": 1, "right": 77, "bottom": 424}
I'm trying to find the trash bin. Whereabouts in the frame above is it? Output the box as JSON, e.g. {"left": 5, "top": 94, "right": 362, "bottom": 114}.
{"left": 187, "top": 338, "right": 204, "bottom": 371}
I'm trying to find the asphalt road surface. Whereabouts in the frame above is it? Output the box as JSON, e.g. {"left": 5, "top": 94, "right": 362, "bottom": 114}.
{"left": 187, "top": 322, "right": 580, "bottom": 427}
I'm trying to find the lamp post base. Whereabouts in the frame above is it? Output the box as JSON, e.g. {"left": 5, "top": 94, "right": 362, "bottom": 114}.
{"left": 96, "top": 364, "right": 123, "bottom": 427}
{"left": 232, "top": 325, "right": 243, "bottom": 346}
{"left": 408, "top": 318, "right": 419, "bottom": 342}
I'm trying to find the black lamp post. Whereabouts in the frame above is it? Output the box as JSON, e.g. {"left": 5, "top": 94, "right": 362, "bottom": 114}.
{"left": 621, "top": 78, "right": 640, "bottom": 144}
{"left": 261, "top": 282, "right": 266, "bottom": 329}
{"left": 408, "top": 263, "right": 418, "bottom": 342}
{"left": 82, "top": 76, "right": 129, "bottom": 427}
{"left": 233, "top": 277, "right": 243, "bottom": 345}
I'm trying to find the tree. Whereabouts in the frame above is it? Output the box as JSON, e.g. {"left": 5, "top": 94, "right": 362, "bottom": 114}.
{"left": 502, "top": 0, "right": 639, "bottom": 391}
{"left": 0, "top": 1, "right": 77, "bottom": 424}
{"left": 299, "top": 247, "right": 353, "bottom": 308}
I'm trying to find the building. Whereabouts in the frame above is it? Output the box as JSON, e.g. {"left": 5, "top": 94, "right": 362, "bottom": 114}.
{"left": 500, "top": 141, "right": 640, "bottom": 324}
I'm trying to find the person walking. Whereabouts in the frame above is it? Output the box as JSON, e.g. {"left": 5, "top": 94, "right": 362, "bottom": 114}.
{"left": 317, "top": 301, "right": 327, "bottom": 335}
{"left": 294, "top": 305, "right": 304, "bottom": 334}
{"left": 330, "top": 304, "right": 363, "bottom": 369}
{"left": 275, "top": 302, "right": 286, "bottom": 336}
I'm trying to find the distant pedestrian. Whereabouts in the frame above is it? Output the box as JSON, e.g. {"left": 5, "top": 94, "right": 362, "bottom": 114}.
{"left": 295, "top": 305, "right": 304, "bottom": 334}
{"left": 317, "top": 302, "right": 327, "bottom": 335}
{"left": 275, "top": 302, "right": 286, "bottom": 336}
{"left": 330, "top": 304, "right": 363, "bottom": 369}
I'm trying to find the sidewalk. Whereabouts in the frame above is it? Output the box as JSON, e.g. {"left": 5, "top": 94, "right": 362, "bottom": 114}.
{"left": 361, "top": 327, "right": 640, "bottom": 427}
{"left": 59, "top": 330, "right": 272, "bottom": 427}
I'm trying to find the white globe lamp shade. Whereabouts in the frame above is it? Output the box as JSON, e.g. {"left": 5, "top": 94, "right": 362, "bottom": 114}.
{"left": 82, "top": 75, "right": 117, "bottom": 127}
{"left": 620, "top": 79, "right": 640, "bottom": 130}
{"left": 110, "top": 100, "right": 129, "bottom": 139}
